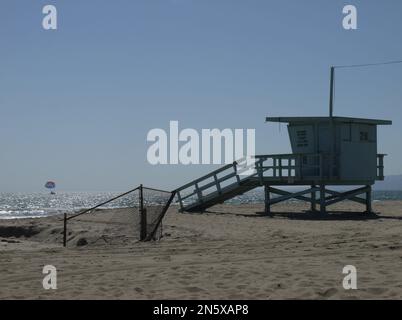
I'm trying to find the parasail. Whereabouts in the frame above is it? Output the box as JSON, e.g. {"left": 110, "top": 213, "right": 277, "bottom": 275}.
{"left": 45, "top": 181, "right": 56, "bottom": 189}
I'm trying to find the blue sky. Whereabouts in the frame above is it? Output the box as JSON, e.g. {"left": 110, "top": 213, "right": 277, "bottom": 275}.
{"left": 0, "top": 0, "right": 401, "bottom": 192}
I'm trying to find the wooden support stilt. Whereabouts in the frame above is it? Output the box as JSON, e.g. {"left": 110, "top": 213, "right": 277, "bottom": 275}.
{"left": 264, "top": 185, "right": 271, "bottom": 215}
{"left": 311, "top": 185, "right": 317, "bottom": 212}
{"left": 320, "top": 184, "right": 326, "bottom": 214}
{"left": 366, "top": 185, "right": 373, "bottom": 213}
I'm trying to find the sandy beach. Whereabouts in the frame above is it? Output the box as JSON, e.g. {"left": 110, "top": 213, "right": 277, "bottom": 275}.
{"left": 1, "top": 201, "right": 402, "bottom": 299}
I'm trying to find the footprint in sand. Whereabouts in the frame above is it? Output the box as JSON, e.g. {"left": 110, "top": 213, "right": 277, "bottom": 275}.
{"left": 185, "top": 286, "right": 205, "bottom": 293}
{"left": 366, "top": 287, "right": 388, "bottom": 295}
{"left": 236, "top": 284, "right": 247, "bottom": 290}
{"left": 318, "top": 288, "right": 338, "bottom": 298}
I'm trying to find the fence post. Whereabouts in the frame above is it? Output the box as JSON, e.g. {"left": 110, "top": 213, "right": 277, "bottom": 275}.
{"left": 139, "top": 184, "right": 147, "bottom": 241}
{"left": 63, "top": 213, "right": 67, "bottom": 247}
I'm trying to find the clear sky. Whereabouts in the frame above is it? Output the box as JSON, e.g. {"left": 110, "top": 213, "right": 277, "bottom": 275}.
{"left": 1, "top": 0, "right": 401, "bottom": 192}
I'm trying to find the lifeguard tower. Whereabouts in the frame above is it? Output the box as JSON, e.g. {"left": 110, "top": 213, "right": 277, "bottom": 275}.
{"left": 175, "top": 68, "right": 392, "bottom": 214}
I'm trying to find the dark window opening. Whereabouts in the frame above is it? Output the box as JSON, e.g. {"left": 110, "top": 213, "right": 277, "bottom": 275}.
{"left": 296, "top": 130, "right": 308, "bottom": 147}
{"left": 360, "top": 131, "right": 368, "bottom": 141}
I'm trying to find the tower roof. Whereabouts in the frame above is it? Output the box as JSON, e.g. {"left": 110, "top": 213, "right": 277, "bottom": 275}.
{"left": 265, "top": 116, "right": 392, "bottom": 125}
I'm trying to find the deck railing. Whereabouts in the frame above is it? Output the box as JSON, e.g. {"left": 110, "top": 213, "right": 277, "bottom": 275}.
{"left": 254, "top": 153, "right": 325, "bottom": 181}
{"left": 377, "top": 154, "right": 386, "bottom": 180}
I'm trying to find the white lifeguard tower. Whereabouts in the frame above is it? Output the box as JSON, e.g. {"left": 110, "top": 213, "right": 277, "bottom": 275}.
{"left": 175, "top": 67, "right": 392, "bottom": 214}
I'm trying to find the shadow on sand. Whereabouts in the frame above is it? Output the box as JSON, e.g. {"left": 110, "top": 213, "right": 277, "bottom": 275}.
{"left": 200, "top": 209, "right": 402, "bottom": 221}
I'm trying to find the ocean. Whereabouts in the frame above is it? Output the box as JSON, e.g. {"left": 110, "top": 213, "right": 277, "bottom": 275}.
{"left": 0, "top": 192, "right": 138, "bottom": 219}
{"left": 1, "top": 190, "right": 402, "bottom": 219}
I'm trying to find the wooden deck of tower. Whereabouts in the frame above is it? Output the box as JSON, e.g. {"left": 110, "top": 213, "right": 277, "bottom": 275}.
{"left": 175, "top": 116, "right": 392, "bottom": 214}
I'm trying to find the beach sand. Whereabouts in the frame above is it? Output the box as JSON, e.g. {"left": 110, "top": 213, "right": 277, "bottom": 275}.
{"left": 1, "top": 201, "right": 402, "bottom": 299}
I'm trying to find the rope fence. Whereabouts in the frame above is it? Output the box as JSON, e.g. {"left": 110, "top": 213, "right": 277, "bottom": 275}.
{"left": 62, "top": 185, "right": 175, "bottom": 247}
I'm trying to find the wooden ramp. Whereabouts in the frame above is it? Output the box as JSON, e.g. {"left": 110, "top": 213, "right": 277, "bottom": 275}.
{"left": 181, "top": 179, "right": 259, "bottom": 212}
{"left": 175, "top": 154, "right": 311, "bottom": 212}
{"left": 175, "top": 157, "right": 261, "bottom": 212}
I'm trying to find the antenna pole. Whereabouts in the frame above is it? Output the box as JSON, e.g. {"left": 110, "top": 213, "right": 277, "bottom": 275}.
{"left": 329, "top": 66, "right": 335, "bottom": 117}
{"left": 329, "top": 66, "right": 335, "bottom": 179}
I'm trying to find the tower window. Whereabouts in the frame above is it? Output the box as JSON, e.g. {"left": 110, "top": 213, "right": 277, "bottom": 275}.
{"left": 360, "top": 131, "right": 368, "bottom": 141}
{"left": 296, "top": 130, "right": 308, "bottom": 147}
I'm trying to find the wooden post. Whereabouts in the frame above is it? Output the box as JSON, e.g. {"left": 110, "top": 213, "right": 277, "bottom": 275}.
{"left": 311, "top": 185, "right": 317, "bottom": 212}
{"left": 195, "top": 183, "right": 203, "bottom": 202}
{"left": 298, "top": 155, "right": 303, "bottom": 180}
{"left": 233, "top": 162, "right": 241, "bottom": 185}
{"left": 378, "top": 155, "right": 384, "bottom": 180}
{"left": 214, "top": 174, "right": 222, "bottom": 194}
{"left": 63, "top": 213, "right": 67, "bottom": 247}
{"left": 366, "top": 185, "right": 372, "bottom": 213}
{"left": 320, "top": 184, "right": 326, "bottom": 214}
{"left": 139, "top": 184, "right": 147, "bottom": 241}
{"left": 257, "top": 160, "right": 264, "bottom": 185}
{"left": 264, "top": 185, "right": 271, "bottom": 215}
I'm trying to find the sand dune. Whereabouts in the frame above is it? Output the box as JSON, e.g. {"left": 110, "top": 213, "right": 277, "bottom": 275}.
{"left": 1, "top": 201, "right": 402, "bottom": 299}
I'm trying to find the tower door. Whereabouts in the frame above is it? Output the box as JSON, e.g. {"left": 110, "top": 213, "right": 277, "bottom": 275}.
{"left": 318, "top": 124, "right": 334, "bottom": 178}
{"left": 318, "top": 124, "right": 331, "bottom": 153}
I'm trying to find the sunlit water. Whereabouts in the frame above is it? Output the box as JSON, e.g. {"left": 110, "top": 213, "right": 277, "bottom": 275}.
{"left": 1, "top": 190, "right": 401, "bottom": 219}
{"left": 0, "top": 192, "right": 139, "bottom": 219}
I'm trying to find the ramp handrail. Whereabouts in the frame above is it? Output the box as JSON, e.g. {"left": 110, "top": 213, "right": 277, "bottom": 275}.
{"left": 174, "top": 157, "right": 260, "bottom": 211}
{"left": 174, "top": 163, "right": 235, "bottom": 192}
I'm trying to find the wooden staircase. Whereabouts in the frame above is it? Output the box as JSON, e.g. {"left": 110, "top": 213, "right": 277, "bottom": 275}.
{"left": 182, "top": 178, "right": 259, "bottom": 212}
{"left": 174, "top": 153, "right": 323, "bottom": 212}
{"left": 174, "top": 157, "right": 259, "bottom": 212}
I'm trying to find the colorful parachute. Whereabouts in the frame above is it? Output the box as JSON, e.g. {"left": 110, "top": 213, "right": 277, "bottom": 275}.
{"left": 45, "top": 181, "right": 56, "bottom": 189}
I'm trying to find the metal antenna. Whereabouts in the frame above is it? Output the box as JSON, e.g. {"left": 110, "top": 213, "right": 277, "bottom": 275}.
{"left": 329, "top": 66, "right": 335, "bottom": 117}
{"left": 329, "top": 59, "right": 402, "bottom": 117}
